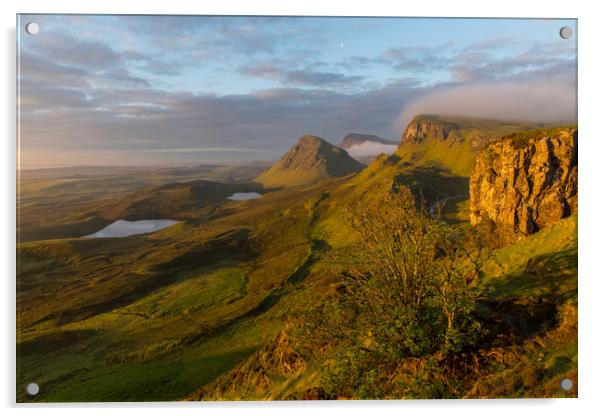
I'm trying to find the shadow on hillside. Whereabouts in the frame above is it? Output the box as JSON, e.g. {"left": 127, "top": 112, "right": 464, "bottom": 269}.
{"left": 476, "top": 298, "right": 558, "bottom": 348}
{"left": 487, "top": 247, "right": 577, "bottom": 301}
{"left": 152, "top": 228, "right": 255, "bottom": 273}
{"left": 27, "top": 228, "right": 258, "bottom": 328}
{"left": 393, "top": 166, "right": 469, "bottom": 202}
{"left": 476, "top": 247, "right": 577, "bottom": 348}
{"left": 288, "top": 239, "right": 330, "bottom": 284}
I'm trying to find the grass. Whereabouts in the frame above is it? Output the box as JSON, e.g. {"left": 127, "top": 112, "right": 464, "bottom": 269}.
{"left": 39, "top": 348, "right": 257, "bottom": 402}
{"left": 459, "top": 214, "right": 578, "bottom": 398}
{"left": 17, "top": 168, "right": 337, "bottom": 402}
{"left": 395, "top": 139, "right": 477, "bottom": 176}
{"left": 482, "top": 214, "right": 577, "bottom": 300}
{"left": 123, "top": 268, "right": 248, "bottom": 318}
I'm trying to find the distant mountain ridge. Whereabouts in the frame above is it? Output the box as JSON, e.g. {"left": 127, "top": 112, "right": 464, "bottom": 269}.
{"left": 255, "top": 135, "right": 364, "bottom": 188}
{"left": 340, "top": 133, "right": 398, "bottom": 164}
{"left": 339, "top": 133, "right": 397, "bottom": 149}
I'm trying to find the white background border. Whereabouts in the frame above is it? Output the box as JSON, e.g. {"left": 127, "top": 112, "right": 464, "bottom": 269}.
{"left": 2, "top": 1, "right": 600, "bottom": 415}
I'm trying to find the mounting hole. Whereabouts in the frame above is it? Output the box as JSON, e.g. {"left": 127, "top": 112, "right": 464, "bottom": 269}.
{"left": 25, "top": 22, "right": 39, "bottom": 35}
{"left": 559, "top": 26, "right": 573, "bottom": 40}
{"left": 26, "top": 382, "right": 39, "bottom": 396}
{"left": 560, "top": 378, "right": 573, "bottom": 391}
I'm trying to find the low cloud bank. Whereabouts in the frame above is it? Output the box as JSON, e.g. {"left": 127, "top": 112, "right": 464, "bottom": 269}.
{"left": 394, "top": 82, "right": 577, "bottom": 133}
{"left": 346, "top": 142, "right": 398, "bottom": 158}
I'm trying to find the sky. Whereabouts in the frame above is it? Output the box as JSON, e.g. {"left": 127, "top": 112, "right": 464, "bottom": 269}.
{"left": 17, "top": 15, "right": 577, "bottom": 168}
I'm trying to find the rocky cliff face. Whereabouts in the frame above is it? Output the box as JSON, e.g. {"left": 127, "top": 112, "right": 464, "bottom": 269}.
{"left": 401, "top": 117, "right": 462, "bottom": 144}
{"left": 400, "top": 115, "right": 545, "bottom": 150}
{"left": 469, "top": 127, "right": 577, "bottom": 237}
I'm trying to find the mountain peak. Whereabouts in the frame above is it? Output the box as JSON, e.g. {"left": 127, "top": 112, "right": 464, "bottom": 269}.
{"left": 298, "top": 134, "right": 326, "bottom": 146}
{"left": 256, "top": 135, "right": 363, "bottom": 188}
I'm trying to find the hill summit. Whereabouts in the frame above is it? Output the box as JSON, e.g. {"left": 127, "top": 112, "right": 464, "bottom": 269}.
{"left": 401, "top": 114, "right": 547, "bottom": 148}
{"left": 256, "top": 135, "right": 364, "bottom": 188}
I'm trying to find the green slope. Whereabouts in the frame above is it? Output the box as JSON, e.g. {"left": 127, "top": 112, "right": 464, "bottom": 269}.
{"left": 16, "top": 174, "right": 346, "bottom": 402}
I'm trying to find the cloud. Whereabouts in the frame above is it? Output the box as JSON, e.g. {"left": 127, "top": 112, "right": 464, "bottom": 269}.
{"left": 30, "top": 32, "right": 123, "bottom": 71}
{"left": 17, "top": 17, "right": 577, "bottom": 167}
{"left": 380, "top": 44, "right": 452, "bottom": 71}
{"left": 283, "top": 69, "right": 363, "bottom": 86}
{"left": 19, "top": 51, "right": 89, "bottom": 86}
{"left": 239, "top": 63, "right": 364, "bottom": 87}
{"left": 395, "top": 82, "right": 577, "bottom": 132}
{"left": 346, "top": 142, "right": 398, "bottom": 158}
{"left": 19, "top": 85, "right": 92, "bottom": 110}
{"left": 449, "top": 40, "right": 576, "bottom": 84}
{"left": 239, "top": 64, "right": 282, "bottom": 79}
{"left": 124, "top": 51, "right": 180, "bottom": 76}
{"left": 337, "top": 44, "right": 454, "bottom": 73}
{"left": 19, "top": 78, "right": 418, "bottom": 167}
{"left": 140, "top": 147, "right": 266, "bottom": 153}
{"left": 118, "top": 15, "right": 323, "bottom": 59}
{"left": 20, "top": 30, "right": 176, "bottom": 96}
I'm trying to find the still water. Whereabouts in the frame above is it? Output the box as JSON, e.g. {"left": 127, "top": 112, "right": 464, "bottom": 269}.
{"left": 85, "top": 219, "right": 179, "bottom": 238}
{"left": 226, "top": 192, "right": 262, "bottom": 201}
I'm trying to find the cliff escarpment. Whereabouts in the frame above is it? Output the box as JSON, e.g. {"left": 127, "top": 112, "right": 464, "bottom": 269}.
{"left": 469, "top": 127, "right": 577, "bottom": 237}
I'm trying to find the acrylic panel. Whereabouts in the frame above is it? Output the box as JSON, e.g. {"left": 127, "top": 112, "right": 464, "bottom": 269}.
{"left": 16, "top": 14, "right": 578, "bottom": 402}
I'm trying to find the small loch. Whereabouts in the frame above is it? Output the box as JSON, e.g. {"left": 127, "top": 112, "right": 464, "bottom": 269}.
{"left": 226, "top": 192, "right": 262, "bottom": 201}
{"left": 85, "top": 219, "right": 179, "bottom": 238}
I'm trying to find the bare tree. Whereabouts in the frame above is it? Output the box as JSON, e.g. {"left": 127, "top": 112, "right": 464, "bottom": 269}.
{"left": 344, "top": 185, "right": 437, "bottom": 308}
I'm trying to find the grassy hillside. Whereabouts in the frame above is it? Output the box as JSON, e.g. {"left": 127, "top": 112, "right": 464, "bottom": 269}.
{"left": 17, "top": 121, "right": 577, "bottom": 401}
{"left": 190, "top": 214, "right": 577, "bottom": 400}
{"left": 395, "top": 139, "right": 476, "bottom": 176}
{"left": 17, "top": 174, "right": 348, "bottom": 402}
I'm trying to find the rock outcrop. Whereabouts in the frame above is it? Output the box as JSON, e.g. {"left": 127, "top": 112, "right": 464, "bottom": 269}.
{"left": 469, "top": 127, "right": 577, "bottom": 237}
{"left": 256, "top": 135, "right": 363, "bottom": 188}
{"left": 401, "top": 115, "right": 544, "bottom": 150}
{"left": 401, "top": 116, "right": 463, "bottom": 145}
